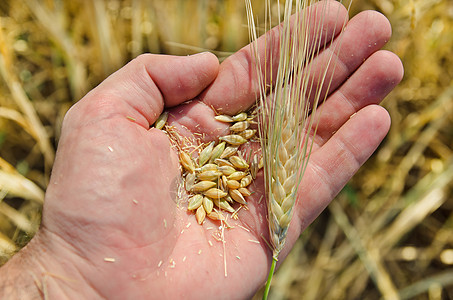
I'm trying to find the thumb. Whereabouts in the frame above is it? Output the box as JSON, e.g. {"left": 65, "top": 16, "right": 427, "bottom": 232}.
{"left": 67, "top": 52, "right": 219, "bottom": 128}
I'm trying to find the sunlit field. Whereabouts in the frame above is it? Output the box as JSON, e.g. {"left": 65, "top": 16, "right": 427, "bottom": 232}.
{"left": 0, "top": 0, "right": 452, "bottom": 298}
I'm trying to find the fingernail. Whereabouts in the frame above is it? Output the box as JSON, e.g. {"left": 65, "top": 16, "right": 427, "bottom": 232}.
{"left": 190, "top": 51, "right": 212, "bottom": 57}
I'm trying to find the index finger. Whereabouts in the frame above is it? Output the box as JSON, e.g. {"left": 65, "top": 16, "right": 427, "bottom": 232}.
{"left": 200, "top": 0, "right": 349, "bottom": 115}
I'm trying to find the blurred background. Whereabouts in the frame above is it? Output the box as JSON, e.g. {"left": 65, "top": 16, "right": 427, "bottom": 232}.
{"left": 0, "top": 0, "right": 452, "bottom": 299}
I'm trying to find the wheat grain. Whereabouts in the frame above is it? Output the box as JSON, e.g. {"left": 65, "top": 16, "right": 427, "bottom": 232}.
{"left": 232, "top": 112, "right": 247, "bottom": 122}
{"left": 197, "top": 163, "right": 219, "bottom": 173}
{"left": 198, "top": 141, "right": 215, "bottom": 166}
{"left": 207, "top": 211, "right": 225, "bottom": 221}
{"left": 196, "top": 206, "right": 206, "bottom": 224}
{"left": 188, "top": 194, "right": 203, "bottom": 210}
{"left": 191, "top": 181, "right": 216, "bottom": 192}
{"left": 197, "top": 170, "right": 222, "bottom": 181}
{"left": 219, "top": 134, "right": 247, "bottom": 146}
{"left": 180, "top": 151, "right": 195, "bottom": 174}
{"left": 229, "top": 189, "right": 247, "bottom": 205}
{"left": 204, "top": 188, "right": 227, "bottom": 199}
{"left": 202, "top": 196, "right": 214, "bottom": 214}
{"left": 226, "top": 179, "right": 240, "bottom": 190}
{"left": 213, "top": 158, "right": 234, "bottom": 168}
{"left": 229, "top": 120, "right": 250, "bottom": 132}
{"left": 219, "top": 145, "right": 239, "bottom": 158}
{"left": 240, "top": 175, "right": 253, "bottom": 188}
{"left": 227, "top": 171, "right": 247, "bottom": 181}
{"left": 238, "top": 187, "right": 252, "bottom": 197}
{"left": 229, "top": 156, "right": 249, "bottom": 170}
{"left": 239, "top": 129, "right": 257, "bottom": 140}
{"left": 213, "top": 198, "right": 235, "bottom": 213}
{"left": 214, "top": 115, "right": 234, "bottom": 123}
{"left": 219, "top": 165, "right": 236, "bottom": 176}
{"left": 154, "top": 111, "right": 168, "bottom": 129}
{"left": 209, "top": 142, "right": 226, "bottom": 163}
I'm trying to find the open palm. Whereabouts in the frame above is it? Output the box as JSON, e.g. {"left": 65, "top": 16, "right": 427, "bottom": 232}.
{"left": 20, "top": 2, "right": 403, "bottom": 299}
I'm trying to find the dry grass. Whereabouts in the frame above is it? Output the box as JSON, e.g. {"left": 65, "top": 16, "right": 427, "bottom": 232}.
{"left": 0, "top": 0, "right": 452, "bottom": 299}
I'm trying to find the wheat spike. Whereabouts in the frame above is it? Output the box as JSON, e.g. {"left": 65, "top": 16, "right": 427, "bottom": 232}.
{"left": 246, "top": 0, "right": 351, "bottom": 298}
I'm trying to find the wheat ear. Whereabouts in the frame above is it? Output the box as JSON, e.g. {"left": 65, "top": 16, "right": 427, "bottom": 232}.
{"left": 246, "top": 0, "right": 350, "bottom": 298}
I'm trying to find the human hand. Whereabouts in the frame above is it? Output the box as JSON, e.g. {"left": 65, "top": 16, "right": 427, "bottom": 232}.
{"left": 0, "top": 1, "right": 403, "bottom": 299}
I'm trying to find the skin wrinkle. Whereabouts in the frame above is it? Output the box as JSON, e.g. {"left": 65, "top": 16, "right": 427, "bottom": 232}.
{"left": 127, "top": 63, "right": 164, "bottom": 125}
{"left": 311, "top": 51, "right": 403, "bottom": 148}
{"left": 63, "top": 95, "right": 126, "bottom": 131}
{"left": 144, "top": 53, "right": 219, "bottom": 108}
{"left": 32, "top": 231, "right": 106, "bottom": 299}
{"left": 168, "top": 100, "right": 230, "bottom": 142}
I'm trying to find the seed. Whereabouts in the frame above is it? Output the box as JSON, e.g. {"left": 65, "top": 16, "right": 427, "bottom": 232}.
{"left": 229, "top": 121, "right": 250, "bottom": 132}
{"left": 228, "top": 171, "right": 247, "bottom": 181}
{"left": 229, "top": 189, "right": 247, "bottom": 205}
{"left": 207, "top": 211, "right": 225, "bottom": 221}
{"left": 180, "top": 151, "right": 195, "bottom": 173}
{"left": 188, "top": 194, "right": 203, "bottom": 210}
{"left": 185, "top": 173, "right": 196, "bottom": 191}
{"left": 214, "top": 158, "right": 234, "bottom": 168}
{"left": 229, "top": 156, "right": 249, "bottom": 170}
{"left": 197, "top": 170, "right": 222, "bottom": 181}
{"left": 204, "top": 188, "right": 227, "bottom": 199}
{"left": 227, "top": 179, "right": 240, "bottom": 189}
{"left": 154, "top": 111, "right": 168, "bottom": 129}
{"left": 238, "top": 187, "right": 252, "bottom": 197}
{"left": 199, "top": 141, "right": 215, "bottom": 167}
{"left": 239, "top": 129, "right": 256, "bottom": 140}
{"left": 220, "top": 146, "right": 239, "bottom": 159}
{"left": 219, "top": 165, "right": 236, "bottom": 176}
{"left": 258, "top": 156, "right": 264, "bottom": 169}
{"left": 209, "top": 142, "right": 226, "bottom": 163}
{"left": 213, "top": 198, "right": 235, "bottom": 213}
{"left": 283, "top": 173, "right": 297, "bottom": 194}
{"left": 198, "top": 164, "right": 219, "bottom": 173}
{"left": 203, "top": 197, "right": 214, "bottom": 214}
{"left": 247, "top": 116, "right": 257, "bottom": 124}
{"left": 224, "top": 194, "right": 234, "bottom": 203}
{"left": 250, "top": 155, "right": 259, "bottom": 179}
{"left": 215, "top": 115, "right": 234, "bottom": 123}
{"left": 219, "top": 175, "right": 228, "bottom": 191}
{"left": 232, "top": 112, "right": 247, "bottom": 122}
{"left": 240, "top": 175, "right": 253, "bottom": 188}
{"left": 191, "top": 181, "right": 216, "bottom": 192}
{"left": 196, "top": 206, "right": 206, "bottom": 224}
{"left": 219, "top": 135, "right": 247, "bottom": 146}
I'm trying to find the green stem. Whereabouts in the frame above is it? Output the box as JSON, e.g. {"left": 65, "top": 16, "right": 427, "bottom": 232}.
{"left": 262, "top": 256, "right": 278, "bottom": 300}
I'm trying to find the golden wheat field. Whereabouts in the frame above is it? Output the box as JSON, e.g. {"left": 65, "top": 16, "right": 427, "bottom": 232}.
{"left": 0, "top": 0, "right": 452, "bottom": 299}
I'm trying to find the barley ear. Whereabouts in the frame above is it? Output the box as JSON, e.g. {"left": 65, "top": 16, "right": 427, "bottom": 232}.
{"left": 246, "top": 0, "right": 351, "bottom": 299}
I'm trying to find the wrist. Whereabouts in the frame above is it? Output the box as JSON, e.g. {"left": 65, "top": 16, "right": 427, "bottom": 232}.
{"left": 0, "top": 240, "right": 42, "bottom": 299}
{"left": 0, "top": 230, "right": 101, "bottom": 299}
